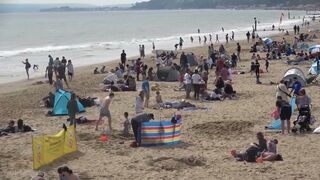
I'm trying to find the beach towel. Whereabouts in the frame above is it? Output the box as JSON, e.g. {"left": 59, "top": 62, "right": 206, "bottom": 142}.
{"left": 290, "top": 96, "right": 296, "bottom": 113}
{"left": 265, "top": 119, "right": 284, "bottom": 133}
{"left": 141, "top": 120, "right": 181, "bottom": 146}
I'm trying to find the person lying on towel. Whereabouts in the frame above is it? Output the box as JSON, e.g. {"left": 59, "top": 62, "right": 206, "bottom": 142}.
{"left": 130, "top": 113, "right": 154, "bottom": 147}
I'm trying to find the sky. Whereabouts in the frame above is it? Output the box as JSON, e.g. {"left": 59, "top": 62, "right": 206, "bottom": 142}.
{"left": 0, "top": 0, "right": 149, "bottom": 5}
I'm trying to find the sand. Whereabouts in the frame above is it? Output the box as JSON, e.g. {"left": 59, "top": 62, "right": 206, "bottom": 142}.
{"left": 1, "top": 22, "right": 320, "bottom": 180}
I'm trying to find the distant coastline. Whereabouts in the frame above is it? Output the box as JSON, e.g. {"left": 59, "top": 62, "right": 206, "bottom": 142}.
{"left": 39, "top": 6, "right": 320, "bottom": 13}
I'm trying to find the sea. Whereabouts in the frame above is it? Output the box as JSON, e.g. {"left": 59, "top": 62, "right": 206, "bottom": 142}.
{"left": 0, "top": 9, "right": 305, "bottom": 84}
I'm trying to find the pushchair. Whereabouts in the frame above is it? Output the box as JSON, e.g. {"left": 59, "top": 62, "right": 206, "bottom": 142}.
{"left": 292, "top": 105, "right": 312, "bottom": 133}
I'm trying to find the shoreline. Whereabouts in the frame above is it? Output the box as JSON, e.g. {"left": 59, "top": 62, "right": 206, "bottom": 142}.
{"left": 1, "top": 19, "right": 320, "bottom": 179}
{"left": 0, "top": 16, "right": 305, "bottom": 88}
{"left": 0, "top": 19, "right": 313, "bottom": 95}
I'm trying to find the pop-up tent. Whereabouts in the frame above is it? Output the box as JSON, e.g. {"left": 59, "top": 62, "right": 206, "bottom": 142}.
{"left": 263, "top": 38, "right": 273, "bottom": 46}
{"left": 309, "top": 60, "right": 320, "bottom": 75}
{"left": 51, "top": 89, "right": 85, "bottom": 116}
{"left": 186, "top": 53, "right": 198, "bottom": 66}
{"left": 309, "top": 45, "right": 320, "bottom": 55}
{"left": 156, "top": 67, "right": 179, "bottom": 82}
{"left": 282, "top": 67, "right": 307, "bottom": 87}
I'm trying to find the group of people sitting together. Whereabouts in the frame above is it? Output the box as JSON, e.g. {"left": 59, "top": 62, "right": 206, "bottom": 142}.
{"left": 0, "top": 119, "right": 33, "bottom": 137}
{"left": 231, "top": 132, "right": 282, "bottom": 162}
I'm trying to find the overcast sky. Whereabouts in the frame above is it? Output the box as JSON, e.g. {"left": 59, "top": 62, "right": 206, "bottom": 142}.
{"left": 0, "top": 0, "right": 149, "bottom": 5}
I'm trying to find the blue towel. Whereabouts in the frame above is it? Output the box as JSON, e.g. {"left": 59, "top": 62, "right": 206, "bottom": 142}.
{"left": 265, "top": 119, "right": 281, "bottom": 130}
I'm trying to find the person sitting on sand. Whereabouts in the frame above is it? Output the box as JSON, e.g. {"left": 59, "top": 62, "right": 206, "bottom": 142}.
{"left": 223, "top": 80, "right": 236, "bottom": 100}
{"left": 0, "top": 120, "right": 15, "bottom": 134}
{"left": 155, "top": 91, "right": 163, "bottom": 104}
{"left": 230, "top": 132, "right": 268, "bottom": 162}
{"left": 60, "top": 166, "right": 80, "bottom": 180}
{"left": 94, "top": 67, "right": 99, "bottom": 74}
{"left": 295, "top": 89, "right": 311, "bottom": 111}
{"left": 42, "top": 92, "right": 55, "bottom": 108}
{"left": 267, "top": 139, "right": 278, "bottom": 154}
{"left": 131, "top": 113, "right": 154, "bottom": 147}
{"left": 95, "top": 92, "right": 114, "bottom": 134}
{"left": 215, "top": 76, "right": 225, "bottom": 94}
{"left": 31, "top": 171, "right": 45, "bottom": 180}
{"left": 123, "top": 112, "right": 130, "bottom": 135}
{"left": 101, "top": 66, "right": 107, "bottom": 74}
{"left": 54, "top": 79, "right": 64, "bottom": 91}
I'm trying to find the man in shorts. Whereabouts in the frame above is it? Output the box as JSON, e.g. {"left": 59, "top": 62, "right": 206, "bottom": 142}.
{"left": 95, "top": 92, "right": 114, "bottom": 133}
{"left": 57, "top": 62, "right": 69, "bottom": 88}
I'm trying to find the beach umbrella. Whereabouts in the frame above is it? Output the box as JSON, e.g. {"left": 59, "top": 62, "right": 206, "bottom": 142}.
{"left": 262, "top": 38, "right": 273, "bottom": 45}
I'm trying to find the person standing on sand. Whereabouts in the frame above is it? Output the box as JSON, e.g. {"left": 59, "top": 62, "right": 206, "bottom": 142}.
{"left": 95, "top": 92, "right": 114, "bottom": 133}
{"left": 192, "top": 69, "right": 202, "bottom": 100}
{"left": 22, "top": 59, "right": 31, "bottom": 80}
{"left": 48, "top": 55, "right": 53, "bottom": 66}
{"left": 276, "top": 80, "right": 290, "bottom": 103}
{"left": 141, "top": 45, "right": 145, "bottom": 58}
{"left": 131, "top": 113, "right": 154, "bottom": 147}
{"left": 67, "top": 93, "right": 79, "bottom": 127}
{"left": 209, "top": 34, "right": 212, "bottom": 42}
{"left": 265, "top": 59, "right": 269, "bottom": 73}
{"left": 57, "top": 62, "right": 69, "bottom": 88}
{"left": 231, "top": 31, "right": 235, "bottom": 41}
{"left": 215, "top": 34, "right": 219, "bottom": 43}
{"left": 121, "top": 50, "right": 127, "bottom": 66}
{"left": 142, "top": 77, "right": 150, "bottom": 108}
{"left": 180, "top": 52, "right": 188, "bottom": 71}
{"left": 179, "top": 37, "right": 184, "bottom": 50}
{"left": 135, "top": 91, "right": 144, "bottom": 114}
{"left": 246, "top": 31, "right": 251, "bottom": 43}
{"left": 204, "top": 35, "right": 207, "bottom": 44}
{"left": 198, "top": 36, "right": 201, "bottom": 44}
{"left": 45, "top": 63, "right": 54, "bottom": 85}
{"left": 184, "top": 69, "right": 192, "bottom": 99}
{"left": 255, "top": 60, "right": 261, "bottom": 84}
{"left": 225, "top": 34, "right": 229, "bottom": 44}
{"left": 66, "top": 60, "right": 74, "bottom": 81}
{"left": 190, "top": 36, "right": 194, "bottom": 43}
{"left": 276, "top": 97, "right": 291, "bottom": 134}
{"left": 236, "top": 43, "right": 241, "bottom": 62}
{"left": 152, "top": 42, "right": 155, "bottom": 50}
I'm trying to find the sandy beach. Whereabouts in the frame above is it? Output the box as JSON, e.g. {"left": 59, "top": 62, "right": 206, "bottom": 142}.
{"left": 1, "top": 21, "right": 320, "bottom": 180}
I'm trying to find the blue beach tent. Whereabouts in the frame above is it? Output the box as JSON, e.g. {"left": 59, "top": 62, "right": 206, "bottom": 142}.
{"left": 52, "top": 89, "right": 85, "bottom": 116}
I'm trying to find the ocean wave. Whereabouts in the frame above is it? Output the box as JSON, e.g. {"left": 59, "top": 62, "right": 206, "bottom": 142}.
{"left": 0, "top": 42, "right": 120, "bottom": 57}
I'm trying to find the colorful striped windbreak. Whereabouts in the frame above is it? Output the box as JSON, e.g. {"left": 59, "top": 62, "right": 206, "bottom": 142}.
{"left": 141, "top": 120, "right": 182, "bottom": 146}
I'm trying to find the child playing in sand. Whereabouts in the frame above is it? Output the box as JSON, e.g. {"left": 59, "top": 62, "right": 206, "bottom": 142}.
{"left": 123, "top": 112, "right": 130, "bottom": 135}
{"left": 155, "top": 91, "right": 163, "bottom": 104}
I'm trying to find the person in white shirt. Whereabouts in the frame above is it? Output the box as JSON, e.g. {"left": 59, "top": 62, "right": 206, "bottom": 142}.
{"left": 192, "top": 69, "right": 202, "bottom": 100}
{"left": 183, "top": 69, "right": 192, "bottom": 99}
{"left": 135, "top": 91, "right": 144, "bottom": 114}
{"left": 155, "top": 56, "right": 162, "bottom": 70}
{"left": 67, "top": 60, "right": 74, "bottom": 81}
